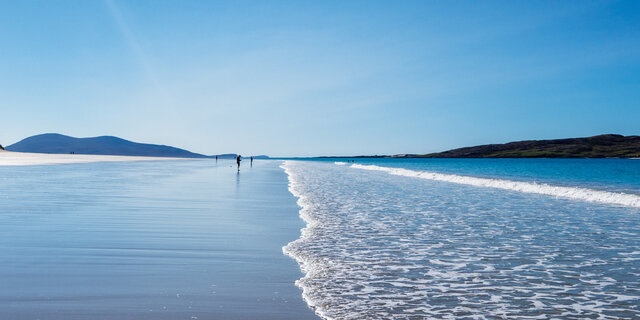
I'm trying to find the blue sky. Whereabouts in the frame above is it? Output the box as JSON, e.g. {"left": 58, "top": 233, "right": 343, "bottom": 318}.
{"left": 0, "top": 0, "right": 638, "bottom": 156}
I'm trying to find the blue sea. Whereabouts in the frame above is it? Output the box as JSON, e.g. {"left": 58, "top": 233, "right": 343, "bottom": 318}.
{"left": 282, "top": 158, "right": 640, "bottom": 319}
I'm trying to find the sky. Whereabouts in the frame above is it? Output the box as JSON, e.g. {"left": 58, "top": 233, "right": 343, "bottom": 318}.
{"left": 0, "top": 0, "right": 638, "bottom": 157}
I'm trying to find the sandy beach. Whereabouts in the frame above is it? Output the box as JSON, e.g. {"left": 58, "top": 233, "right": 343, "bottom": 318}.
{"left": 0, "top": 159, "right": 317, "bottom": 319}
{"left": 0, "top": 150, "right": 199, "bottom": 166}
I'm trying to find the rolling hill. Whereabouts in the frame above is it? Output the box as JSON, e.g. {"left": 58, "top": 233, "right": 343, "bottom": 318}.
{"left": 6, "top": 133, "right": 236, "bottom": 158}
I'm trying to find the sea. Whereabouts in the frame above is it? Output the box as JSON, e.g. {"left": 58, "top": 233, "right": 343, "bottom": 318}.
{"left": 282, "top": 158, "right": 640, "bottom": 319}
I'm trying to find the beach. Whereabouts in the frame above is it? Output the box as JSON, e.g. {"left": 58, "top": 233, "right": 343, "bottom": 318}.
{"left": 0, "top": 157, "right": 317, "bottom": 320}
{"left": 3, "top": 152, "right": 639, "bottom": 319}
{"left": 0, "top": 150, "right": 199, "bottom": 166}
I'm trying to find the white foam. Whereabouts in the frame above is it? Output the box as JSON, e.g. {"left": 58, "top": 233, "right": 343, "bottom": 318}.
{"left": 281, "top": 160, "right": 640, "bottom": 319}
{"left": 281, "top": 161, "right": 336, "bottom": 320}
{"left": 350, "top": 164, "right": 640, "bottom": 208}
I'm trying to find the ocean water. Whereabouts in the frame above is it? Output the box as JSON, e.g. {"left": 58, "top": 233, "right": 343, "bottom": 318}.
{"left": 282, "top": 159, "right": 640, "bottom": 319}
{"left": 0, "top": 160, "right": 317, "bottom": 320}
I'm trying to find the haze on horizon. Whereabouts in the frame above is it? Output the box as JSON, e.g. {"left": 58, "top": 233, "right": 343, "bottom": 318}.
{"left": 1, "top": 0, "right": 638, "bottom": 157}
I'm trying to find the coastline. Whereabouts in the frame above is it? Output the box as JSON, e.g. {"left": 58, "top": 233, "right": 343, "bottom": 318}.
{"left": 0, "top": 150, "right": 201, "bottom": 166}
{"left": 281, "top": 161, "right": 327, "bottom": 320}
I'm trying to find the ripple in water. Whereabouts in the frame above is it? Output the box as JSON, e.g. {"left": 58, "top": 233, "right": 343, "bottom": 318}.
{"left": 282, "top": 161, "right": 640, "bottom": 319}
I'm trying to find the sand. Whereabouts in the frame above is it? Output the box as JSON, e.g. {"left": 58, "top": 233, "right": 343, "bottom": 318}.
{"left": 0, "top": 150, "right": 197, "bottom": 166}
{"left": 0, "top": 159, "right": 317, "bottom": 319}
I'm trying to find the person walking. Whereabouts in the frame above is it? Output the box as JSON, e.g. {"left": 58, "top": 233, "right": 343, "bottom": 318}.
{"left": 236, "top": 155, "right": 241, "bottom": 171}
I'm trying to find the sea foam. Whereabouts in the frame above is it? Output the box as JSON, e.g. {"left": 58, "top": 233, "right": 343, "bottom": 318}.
{"left": 281, "top": 162, "right": 333, "bottom": 320}
{"left": 282, "top": 160, "right": 640, "bottom": 319}
{"left": 350, "top": 164, "right": 640, "bottom": 208}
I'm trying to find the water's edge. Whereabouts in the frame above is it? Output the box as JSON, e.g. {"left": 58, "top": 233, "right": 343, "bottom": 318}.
{"left": 281, "top": 161, "right": 333, "bottom": 320}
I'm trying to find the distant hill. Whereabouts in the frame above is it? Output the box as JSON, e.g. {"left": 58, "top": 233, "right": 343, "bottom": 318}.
{"left": 6, "top": 133, "right": 237, "bottom": 159}
{"left": 412, "top": 134, "right": 640, "bottom": 158}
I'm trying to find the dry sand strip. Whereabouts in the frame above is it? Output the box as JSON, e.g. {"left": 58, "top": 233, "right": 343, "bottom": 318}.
{"left": 0, "top": 150, "right": 201, "bottom": 166}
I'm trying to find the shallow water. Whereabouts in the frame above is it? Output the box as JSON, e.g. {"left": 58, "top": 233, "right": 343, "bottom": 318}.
{"left": 0, "top": 160, "right": 317, "bottom": 320}
{"left": 283, "top": 160, "right": 640, "bottom": 319}
{"left": 295, "top": 158, "right": 640, "bottom": 194}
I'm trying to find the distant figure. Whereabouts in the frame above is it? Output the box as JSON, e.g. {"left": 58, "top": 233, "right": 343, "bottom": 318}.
{"left": 250, "top": 156, "right": 253, "bottom": 166}
{"left": 236, "top": 155, "right": 241, "bottom": 171}
{"left": 216, "top": 155, "right": 218, "bottom": 162}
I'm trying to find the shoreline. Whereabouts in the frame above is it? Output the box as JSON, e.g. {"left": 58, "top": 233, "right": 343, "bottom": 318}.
{"left": 281, "top": 161, "right": 325, "bottom": 320}
{"left": 0, "top": 150, "right": 204, "bottom": 166}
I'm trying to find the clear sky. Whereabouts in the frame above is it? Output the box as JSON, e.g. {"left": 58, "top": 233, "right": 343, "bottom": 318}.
{"left": 1, "top": 0, "right": 638, "bottom": 157}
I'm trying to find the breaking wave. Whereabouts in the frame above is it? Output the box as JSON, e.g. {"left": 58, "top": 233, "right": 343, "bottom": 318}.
{"left": 281, "top": 160, "right": 640, "bottom": 319}
{"left": 351, "top": 164, "right": 640, "bottom": 208}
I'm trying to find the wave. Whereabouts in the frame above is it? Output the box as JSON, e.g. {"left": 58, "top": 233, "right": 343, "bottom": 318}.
{"left": 281, "top": 160, "right": 640, "bottom": 319}
{"left": 350, "top": 164, "right": 640, "bottom": 208}
{"left": 281, "top": 161, "right": 334, "bottom": 320}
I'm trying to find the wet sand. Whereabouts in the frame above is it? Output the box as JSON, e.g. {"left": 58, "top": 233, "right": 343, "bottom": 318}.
{"left": 0, "top": 159, "right": 317, "bottom": 319}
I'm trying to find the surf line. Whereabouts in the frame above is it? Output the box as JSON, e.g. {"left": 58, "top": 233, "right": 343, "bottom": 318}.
{"left": 350, "top": 164, "right": 640, "bottom": 208}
